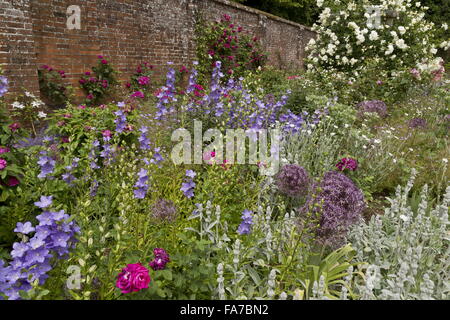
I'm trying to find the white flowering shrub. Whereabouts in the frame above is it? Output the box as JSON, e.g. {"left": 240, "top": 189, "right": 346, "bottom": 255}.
{"left": 348, "top": 170, "right": 450, "bottom": 299}
{"left": 306, "top": 0, "right": 446, "bottom": 81}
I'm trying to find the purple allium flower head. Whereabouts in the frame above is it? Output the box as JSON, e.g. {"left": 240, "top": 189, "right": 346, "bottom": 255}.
{"left": 357, "top": 100, "right": 388, "bottom": 118}
{"left": 336, "top": 157, "right": 358, "bottom": 171}
{"left": 34, "top": 196, "right": 53, "bottom": 209}
{"left": 151, "top": 199, "right": 178, "bottom": 223}
{"left": 300, "top": 171, "right": 365, "bottom": 247}
{"left": 149, "top": 248, "right": 170, "bottom": 270}
{"left": 276, "top": 164, "right": 310, "bottom": 197}
{"left": 237, "top": 209, "right": 253, "bottom": 235}
{"left": 408, "top": 117, "right": 427, "bottom": 129}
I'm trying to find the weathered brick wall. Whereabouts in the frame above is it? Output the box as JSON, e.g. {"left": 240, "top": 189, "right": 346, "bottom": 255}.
{"left": 0, "top": 0, "right": 315, "bottom": 98}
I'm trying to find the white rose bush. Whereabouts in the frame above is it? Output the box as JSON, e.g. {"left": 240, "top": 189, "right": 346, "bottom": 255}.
{"left": 305, "top": 0, "right": 446, "bottom": 102}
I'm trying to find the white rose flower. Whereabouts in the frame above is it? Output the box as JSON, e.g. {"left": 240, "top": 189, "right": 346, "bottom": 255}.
{"left": 369, "top": 30, "right": 379, "bottom": 41}
{"left": 395, "top": 39, "right": 408, "bottom": 50}
{"left": 442, "top": 23, "right": 448, "bottom": 30}
{"left": 317, "top": 0, "right": 324, "bottom": 7}
{"left": 385, "top": 44, "right": 394, "bottom": 55}
{"left": 430, "top": 48, "right": 437, "bottom": 54}
{"left": 398, "top": 26, "right": 406, "bottom": 35}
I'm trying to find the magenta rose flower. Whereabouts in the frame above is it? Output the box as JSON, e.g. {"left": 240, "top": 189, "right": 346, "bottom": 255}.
{"left": 116, "top": 263, "right": 151, "bottom": 294}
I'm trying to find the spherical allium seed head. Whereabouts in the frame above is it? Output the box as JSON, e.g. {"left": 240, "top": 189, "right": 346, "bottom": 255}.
{"left": 357, "top": 100, "right": 388, "bottom": 118}
{"left": 300, "top": 171, "right": 365, "bottom": 247}
{"left": 276, "top": 164, "right": 310, "bottom": 197}
{"left": 408, "top": 117, "right": 427, "bottom": 129}
{"left": 151, "top": 199, "right": 178, "bottom": 223}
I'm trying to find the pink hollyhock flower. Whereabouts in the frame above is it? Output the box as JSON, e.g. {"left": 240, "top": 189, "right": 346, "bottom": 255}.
{"left": 0, "top": 158, "right": 7, "bottom": 170}
{"left": 0, "top": 147, "right": 10, "bottom": 154}
{"left": 86, "top": 94, "right": 94, "bottom": 100}
{"left": 101, "top": 59, "right": 108, "bottom": 64}
{"left": 79, "top": 79, "right": 86, "bottom": 85}
{"left": 116, "top": 263, "right": 151, "bottom": 294}
{"left": 125, "top": 82, "right": 131, "bottom": 88}
{"left": 89, "top": 77, "right": 97, "bottom": 83}
{"left": 8, "top": 123, "right": 20, "bottom": 132}
{"left": 336, "top": 157, "right": 358, "bottom": 171}
{"left": 84, "top": 72, "right": 91, "bottom": 76}
{"left": 78, "top": 105, "right": 86, "bottom": 109}
{"left": 179, "top": 66, "right": 188, "bottom": 73}
{"left": 98, "top": 55, "right": 103, "bottom": 59}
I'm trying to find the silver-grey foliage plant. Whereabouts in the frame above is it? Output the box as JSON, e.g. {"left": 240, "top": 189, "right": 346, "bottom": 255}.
{"left": 348, "top": 170, "right": 449, "bottom": 300}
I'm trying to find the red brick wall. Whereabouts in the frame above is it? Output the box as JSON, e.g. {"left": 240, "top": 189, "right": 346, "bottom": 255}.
{"left": 0, "top": 0, "right": 315, "bottom": 98}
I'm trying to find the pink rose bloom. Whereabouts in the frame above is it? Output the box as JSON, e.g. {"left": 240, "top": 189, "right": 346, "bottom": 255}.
{"left": 0, "top": 158, "right": 7, "bottom": 170}
{"left": 78, "top": 105, "right": 87, "bottom": 109}
{"left": 84, "top": 72, "right": 91, "bottom": 76}
{"left": 6, "top": 176, "right": 19, "bottom": 187}
{"left": 87, "top": 94, "right": 94, "bottom": 100}
{"left": 0, "top": 147, "right": 10, "bottom": 154}
{"left": 98, "top": 104, "right": 107, "bottom": 109}
{"left": 116, "top": 263, "right": 151, "bottom": 294}
{"left": 8, "top": 123, "right": 20, "bottom": 132}
{"left": 101, "top": 59, "right": 108, "bottom": 64}
{"left": 125, "top": 82, "right": 131, "bottom": 88}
